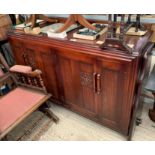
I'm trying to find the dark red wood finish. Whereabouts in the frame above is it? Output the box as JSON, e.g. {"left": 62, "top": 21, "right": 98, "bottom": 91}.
{"left": 8, "top": 28, "right": 153, "bottom": 140}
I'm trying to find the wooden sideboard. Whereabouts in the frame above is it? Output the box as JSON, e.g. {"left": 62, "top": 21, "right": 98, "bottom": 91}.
{"left": 8, "top": 28, "right": 153, "bottom": 140}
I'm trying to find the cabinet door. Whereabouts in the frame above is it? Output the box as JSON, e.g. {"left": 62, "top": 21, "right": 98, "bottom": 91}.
{"left": 9, "top": 39, "right": 25, "bottom": 65}
{"left": 22, "top": 43, "right": 37, "bottom": 69}
{"left": 57, "top": 49, "right": 98, "bottom": 118}
{"left": 20, "top": 42, "right": 59, "bottom": 101}
{"left": 96, "top": 58, "right": 131, "bottom": 134}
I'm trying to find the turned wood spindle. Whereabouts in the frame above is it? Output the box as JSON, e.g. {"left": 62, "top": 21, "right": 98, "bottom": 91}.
{"left": 119, "top": 14, "right": 125, "bottom": 41}
{"left": 135, "top": 14, "right": 140, "bottom": 32}
{"left": 33, "top": 77, "right": 39, "bottom": 87}
{"left": 38, "top": 74, "right": 47, "bottom": 93}
{"left": 29, "top": 77, "right": 34, "bottom": 86}
{"left": 22, "top": 75, "right": 27, "bottom": 84}
{"left": 27, "top": 77, "right": 32, "bottom": 85}
{"left": 127, "top": 14, "right": 131, "bottom": 24}
{"left": 107, "top": 14, "right": 113, "bottom": 38}
{"left": 113, "top": 14, "right": 117, "bottom": 37}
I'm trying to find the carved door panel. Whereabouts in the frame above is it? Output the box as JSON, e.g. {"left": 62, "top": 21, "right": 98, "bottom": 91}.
{"left": 57, "top": 49, "right": 98, "bottom": 117}
{"left": 22, "top": 43, "right": 59, "bottom": 101}
{"left": 22, "top": 44, "right": 37, "bottom": 70}
{"left": 96, "top": 59, "right": 131, "bottom": 134}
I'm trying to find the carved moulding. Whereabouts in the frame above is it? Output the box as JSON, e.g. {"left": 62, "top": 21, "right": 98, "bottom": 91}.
{"left": 80, "top": 72, "right": 93, "bottom": 89}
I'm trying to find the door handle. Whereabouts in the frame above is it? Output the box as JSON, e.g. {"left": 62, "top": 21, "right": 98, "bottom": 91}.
{"left": 96, "top": 74, "right": 101, "bottom": 94}
{"left": 93, "top": 73, "right": 101, "bottom": 94}
{"left": 93, "top": 73, "right": 97, "bottom": 93}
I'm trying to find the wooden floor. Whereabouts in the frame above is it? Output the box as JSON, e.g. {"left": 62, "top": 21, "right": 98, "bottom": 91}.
{"left": 39, "top": 102, "right": 155, "bottom": 141}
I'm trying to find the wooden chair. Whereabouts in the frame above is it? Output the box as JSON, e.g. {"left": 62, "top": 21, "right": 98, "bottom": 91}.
{"left": 0, "top": 53, "right": 59, "bottom": 140}
{"left": 145, "top": 64, "right": 155, "bottom": 122}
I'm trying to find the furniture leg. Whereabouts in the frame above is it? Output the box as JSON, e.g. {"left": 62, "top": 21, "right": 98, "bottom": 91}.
{"left": 148, "top": 93, "right": 155, "bottom": 122}
{"left": 30, "top": 14, "right": 58, "bottom": 28}
{"left": 113, "top": 14, "right": 117, "bottom": 37}
{"left": 136, "top": 118, "right": 142, "bottom": 126}
{"left": 56, "top": 15, "right": 75, "bottom": 32}
{"left": 39, "top": 103, "right": 59, "bottom": 123}
{"left": 1, "top": 135, "right": 8, "bottom": 141}
{"left": 57, "top": 14, "right": 96, "bottom": 33}
{"left": 127, "top": 14, "right": 131, "bottom": 24}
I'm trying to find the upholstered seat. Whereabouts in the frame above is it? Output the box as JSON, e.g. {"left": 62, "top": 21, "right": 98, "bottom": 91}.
{"left": 0, "top": 87, "right": 46, "bottom": 133}
{"left": 0, "top": 52, "right": 59, "bottom": 140}
{"left": 9, "top": 65, "right": 32, "bottom": 74}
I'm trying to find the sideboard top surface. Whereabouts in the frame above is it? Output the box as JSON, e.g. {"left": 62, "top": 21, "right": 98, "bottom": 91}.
{"left": 8, "top": 28, "right": 153, "bottom": 59}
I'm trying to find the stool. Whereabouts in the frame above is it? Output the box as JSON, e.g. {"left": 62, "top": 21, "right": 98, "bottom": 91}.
{"left": 145, "top": 64, "right": 155, "bottom": 122}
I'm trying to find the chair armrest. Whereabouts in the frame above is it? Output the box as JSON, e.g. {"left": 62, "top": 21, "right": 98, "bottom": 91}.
{"left": 27, "top": 69, "right": 42, "bottom": 77}
{"left": 10, "top": 65, "right": 42, "bottom": 77}
{"left": 9, "top": 65, "right": 47, "bottom": 93}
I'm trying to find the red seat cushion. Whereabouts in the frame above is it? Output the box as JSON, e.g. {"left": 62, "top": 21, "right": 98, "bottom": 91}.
{"left": 9, "top": 65, "right": 32, "bottom": 74}
{"left": 0, "top": 87, "right": 46, "bottom": 133}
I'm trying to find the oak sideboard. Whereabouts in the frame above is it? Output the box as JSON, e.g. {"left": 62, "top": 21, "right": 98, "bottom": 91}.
{"left": 8, "top": 28, "right": 153, "bottom": 140}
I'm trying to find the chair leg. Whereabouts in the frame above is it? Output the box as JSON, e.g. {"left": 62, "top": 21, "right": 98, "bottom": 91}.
{"left": 42, "top": 108, "right": 59, "bottom": 123}
{"left": 1, "top": 135, "right": 8, "bottom": 141}
{"left": 39, "top": 103, "right": 59, "bottom": 123}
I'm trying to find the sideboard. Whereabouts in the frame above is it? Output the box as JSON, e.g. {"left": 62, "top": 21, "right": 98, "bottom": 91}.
{"left": 8, "top": 28, "right": 153, "bottom": 140}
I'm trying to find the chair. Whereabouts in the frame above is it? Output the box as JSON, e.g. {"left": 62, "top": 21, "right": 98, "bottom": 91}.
{"left": 0, "top": 53, "right": 59, "bottom": 140}
{"left": 145, "top": 64, "right": 155, "bottom": 122}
